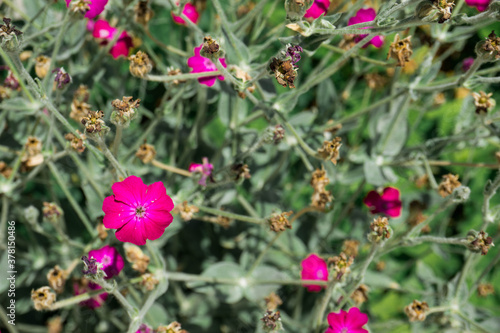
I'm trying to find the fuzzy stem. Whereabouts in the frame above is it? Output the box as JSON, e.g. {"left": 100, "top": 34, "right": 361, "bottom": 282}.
{"left": 196, "top": 205, "right": 266, "bottom": 224}
{"left": 151, "top": 159, "right": 192, "bottom": 177}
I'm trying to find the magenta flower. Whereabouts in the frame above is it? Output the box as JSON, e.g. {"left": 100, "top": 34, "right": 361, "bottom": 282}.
{"left": 462, "top": 57, "right": 475, "bottom": 72}
{"left": 304, "top": 0, "right": 331, "bottom": 19}
{"left": 189, "top": 157, "right": 214, "bottom": 186}
{"left": 171, "top": 2, "right": 200, "bottom": 25}
{"left": 102, "top": 175, "right": 174, "bottom": 246}
{"left": 136, "top": 324, "right": 153, "bottom": 333}
{"left": 88, "top": 245, "right": 124, "bottom": 279}
{"left": 363, "top": 187, "right": 402, "bottom": 218}
{"left": 187, "top": 45, "right": 227, "bottom": 87}
{"left": 73, "top": 281, "right": 108, "bottom": 309}
{"left": 301, "top": 254, "right": 328, "bottom": 292}
{"left": 465, "top": 0, "right": 491, "bottom": 11}
{"left": 347, "top": 8, "right": 384, "bottom": 48}
{"left": 91, "top": 19, "right": 134, "bottom": 59}
{"left": 65, "top": 0, "right": 109, "bottom": 19}
{"left": 325, "top": 307, "right": 369, "bottom": 333}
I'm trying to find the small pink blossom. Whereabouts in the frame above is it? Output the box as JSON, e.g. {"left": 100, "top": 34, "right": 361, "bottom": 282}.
{"left": 171, "top": 2, "right": 200, "bottom": 25}
{"left": 348, "top": 8, "right": 384, "bottom": 48}
{"left": 304, "top": 0, "right": 331, "bottom": 19}
{"left": 301, "top": 254, "right": 328, "bottom": 292}
{"left": 189, "top": 157, "right": 214, "bottom": 186}
{"left": 462, "top": 57, "right": 475, "bottom": 72}
{"left": 65, "top": 0, "right": 109, "bottom": 19}
{"left": 102, "top": 175, "right": 174, "bottom": 246}
{"left": 91, "top": 19, "right": 134, "bottom": 59}
{"left": 465, "top": 0, "right": 491, "bottom": 11}
{"left": 325, "top": 307, "right": 369, "bottom": 333}
{"left": 363, "top": 187, "right": 402, "bottom": 218}
{"left": 187, "top": 45, "right": 227, "bottom": 87}
{"left": 88, "top": 245, "right": 124, "bottom": 279}
{"left": 136, "top": 324, "right": 153, "bottom": 333}
{"left": 73, "top": 281, "right": 108, "bottom": 309}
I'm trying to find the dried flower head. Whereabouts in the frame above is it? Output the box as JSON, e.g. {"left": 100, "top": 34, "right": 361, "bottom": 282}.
{"left": 310, "top": 167, "right": 333, "bottom": 210}
{"left": 477, "top": 31, "right": 500, "bottom": 61}
{"left": 415, "top": 174, "right": 429, "bottom": 188}
{"left": 406, "top": 201, "right": 427, "bottom": 227}
{"left": 472, "top": 91, "right": 495, "bottom": 114}
{"left": 328, "top": 252, "right": 354, "bottom": 280}
{"left": 31, "top": 286, "right": 56, "bottom": 311}
{"left": 467, "top": 230, "right": 494, "bottom": 255}
{"left": 0, "top": 161, "right": 13, "bottom": 179}
{"left": 129, "top": 51, "right": 153, "bottom": 78}
{"left": 317, "top": 137, "right": 342, "bottom": 165}
{"left": 342, "top": 240, "right": 360, "bottom": 258}
{"left": 136, "top": 143, "right": 157, "bottom": 164}
{"left": 229, "top": 65, "right": 256, "bottom": 98}
{"left": 351, "top": 284, "right": 369, "bottom": 305}
{"left": 172, "top": 201, "right": 199, "bottom": 221}
{"left": 21, "top": 136, "right": 44, "bottom": 172}
{"left": 261, "top": 310, "right": 282, "bottom": 331}
{"left": 264, "top": 292, "right": 283, "bottom": 311}
{"left": 0, "top": 86, "right": 11, "bottom": 101}
{"left": 64, "top": 131, "right": 86, "bottom": 153}
{"left": 365, "top": 73, "right": 388, "bottom": 90}
{"left": 268, "top": 211, "right": 293, "bottom": 232}
{"left": 81, "top": 110, "right": 106, "bottom": 134}
{"left": 52, "top": 67, "right": 71, "bottom": 89}
{"left": 438, "top": 173, "right": 461, "bottom": 197}
{"left": 416, "top": 0, "right": 455, "bottom": 23}
{"left": 216, "top": 215, "right": 232, "bottom": 228}
{"left": 42, "top": 202, "right": 63, "bottom": 223}
{"left": 404, "top": 300, "right": 429, "bottom": 322}
{"left": 376, "top": 261, "right": 386, "bottom": 271}
{"left": 167, "top": 67, "right": 186, "bottom": 85}
{"left": 387, "top": 34, "right": 413, "bottom": 67}
{"left": 231, "top": 163, "right": 251, "bottom": 181}
{"left": 69, "top": 0, "right": 92, "bottom": 15}
{"left": 141, "top": 273, "right": 159, "bottom": 291}
{"left": 124, "top": 243, "right": 150, "bottom": 273}
{"left": 96, "top": 218, "right": 108, "bottom": 240}
{"left": 273, "top": 125, "right": 285, "bottom": 144}
{"left": 47, "top": 265, "right": 66, "bottom": 294}
{"left": 201, "top": 36, "right": 220, "bottom": 56}
{"left": 477, "top": 283, "right": 494, "bottom": 297}
{"left": 47, "top": 316, "right": 63, "bottom": 333}
{"left": 157, "top": 321, "right": 188, "bottom": 333}
{"left": 35, "top": 56, "right": 51, "bottom": 79}
{"left": 134, "top": 0, "right": 154, "bottom": 25}
{"left": 70, "top": 99, "right": 91, "bottom": 122}
{"left": 368, "top": 216, "right": 392, "bottom": 243}
{"left": 111, "top": 96, "right": 140, "bottom": 126}
{"left": 0, "top": 17, "right": 22, "bottom": 38}
{"left": 269, "top": 57, "right": 297, "bottom": 88}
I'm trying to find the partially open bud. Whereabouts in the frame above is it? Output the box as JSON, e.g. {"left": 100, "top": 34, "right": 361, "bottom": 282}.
{"left": 129, "top": 51, "right": 153, "bottom": 78}
{"left": 31, "top": 286, "right": 56, "bottom": 311}
{"left": 475, "top": 31, "right": 500, "bottom": 62}
{"left": 404, "top": 300, "right": 429, "bottom": 322}
{"left": 35, "top": 55, "right": 51, "bottom": 79}
{"left": 110, "top": 96, "right": 140, "bottom": 127}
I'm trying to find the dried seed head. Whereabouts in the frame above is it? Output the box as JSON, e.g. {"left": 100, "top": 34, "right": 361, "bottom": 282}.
{"left": 124, "top": 243, "right": 150, "bottom": 273}
{"left": 136, "top": 143, "right": 157, "bottom": 164}
{"left": 0, "top": 86, "right": 11, "bottom": 101}
{"left": 167, "top": 67, "right": 186, "bottom": 85}
{"left": 134, "top": 0, "right": 154, "bottom": 26}
{"left": 467, "top": 230, "right": 494, "bottom": 255}
{"left": 201, "top": 36, "right": 220, "bottom": 56}
{"left": 328, "top": 252, "right": 354, "bottom": 280}
{"left": 70, "top": 0, "right": 92, "bottom": 15}
{"left": 31, "top": 286, "right": 56, "bottom": 311}
{"left": 156, "top": 321, "right": 188, "bottom": 333}
{"left": 141, "top": 273, "right": 159, "bottom": 291}
{"left": 416, "top": 0, "right": 455, "bottom": 23}
{"left": 0, "top": 17, "right": 23, "bottom": 51}
{"left": 438, "top": 173, "right": 461, "bottom": 197}
{"left": 70, "top": 99, "right": 91, "bottom": 122}
{"left": 310, "top": 167, "right": 333, "bottom": 211}
{"left": 172, "top": 201, "right": 199, "bottom": 221}
{"left": 47, "top": 316, "right": 63, "bottom": 333}
{"left": 404, "top": 300, "right": 429, "bottom": 322}
{"left": 269, "top": 57, "right": 298, "bottom": 89}
{"left": 21, "top": 136, "right": 44, "bottom": 172}
{"left": 81, "top": 110, "right": 106, "bottom": 135}
{"left": 317, "top": 137, "right": 342, "bottom": 165}
{"left": 35, "top": 56, "right": 51, "bottom": 79}
{"left": 261, "top": 310, "right": 282, "bottom": 331}
{"left": 47, "top": 266, "right": 66, "bottom": 294}
{"left": 472, "top": 91, "right": 495, "bottom": 114}
{"left": 387, "top": 34, "right": 413, "bottom": 67}
{"left": 351, "top": 284, "right": 369, "bottom": 305}
{"left": 342, "top": 240, "right": 360, "bottom": 258}
{"left": 477, "top": 283, "right": 494, "bottom": 297}
{"left": 368, "top": 216, "right": 392, "bottom": 243}
{"left": 476, "top": 31, "right": 500, "bottom": 62}
{"left": 268, "top": 211, "right": 293, "bottom": 232}
{"left": 64, "top": 131, "right": 86, "bottom": 153}
{"left": 264, "top": 292, "right": 283, "bottom": 311}
{"left": 111, "top": 96, "right": 140, "bottom": 126}
{"left": 129, "top": 51, "right": 153, "bottom": 78}
{"left": 231, "top": 163, "right": 251, "bottom": 181}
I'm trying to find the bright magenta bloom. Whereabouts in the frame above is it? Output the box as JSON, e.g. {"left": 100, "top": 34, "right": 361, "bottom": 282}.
{"left": 363, "top": 187, "right": 402, "bottom": 218}
{"left": 65, "top": 0, "right": 108, "bottom": 19}
{"left": 90, "top": 19, "right": 133, "bottom": 59}
{"left": 187, "top": 45, "right": 227, "bottom": 87}
{"left": 301, "top": 254, "right": 328, "bottom": 292}
{"left": 136, "top": 324, "right": 153, "bottom": 333}
{"left": 348, "top": 8, "right": 384, "bottom": 48}
{"left": 73, "top": 281, "right": 107, "bottom": 309}
{"left": 465, "top": 0, "right": 491, "bottom": 11}
{"left": 102, "top": 175, "right": 174, "bottom": 246}
{"left": 304, "top": 0, "right": 331, "bottom": 19}
{"left": 189, "top": 157, "right": 214, "bottom": 186}
{"left": 325, "top": 307, "right": 369, "bottom": 333}
{"left": 171, "top": 2, "right": 200, "bottom": 25}
{"left": 462, "top": 57, "right": 475, "bottom": 72}
{"left": 88, "top": 245, "right": 124, "bottom": 279}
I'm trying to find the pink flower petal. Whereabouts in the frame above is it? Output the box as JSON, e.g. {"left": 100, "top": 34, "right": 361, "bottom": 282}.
{"left": 144, "top": 182, "right": 175, "bottom": 211}
{"left": 110, "top": 35, "right": 133, "bottom": 59}
{"left": 381, "top": 187, "right": 400, "bottom": 201}
{"left": 301, "top": 254, "right": 328, "bottom": 292}
{"left": 112, "top": 175, "right": 147, "bottom": 206}
{"left": 92, "top": 19, "right": 117, "bottom": 39}
{"left": 65, "top": 0, "right": 109, "bottom": 19}
{"left": 102, "top": 196, "right": 135, "bottom": 229}
{"left": 115, "top": 217, "right": 148, "bottom": 246}
{"left": 345, "top": 307, "right": 369, "bottom": 328}
{"left": 171, "top": 2, "right": 200, "bottom": 25}
{"left": 304, "top": 0, "right": 330, "bottom": 19}
{"left": 370, "top": 35, "right": 384, "bottom": 48}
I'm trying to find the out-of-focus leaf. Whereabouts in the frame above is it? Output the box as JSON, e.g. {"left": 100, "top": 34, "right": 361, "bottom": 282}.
{"left": 245, "top": 265, "right": 287, "bottom": 302}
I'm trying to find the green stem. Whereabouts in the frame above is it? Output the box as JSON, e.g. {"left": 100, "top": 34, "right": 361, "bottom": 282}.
{"left": 144, "top": 71, "right": 223, "bottom": 82}
{"left": 0, "top": 196, "right": 9, "bottom": 251}
{"left": 197, "top": 205, "right": 266, "bottom": 224}
{"left": 97, "top": 138, "right": 128, "bottom": 179}
{"left": 247, "top": 232, "right": 282, "bottom": 275}
{"left": 112, "top": 125, "right": 123, "bottom": 157}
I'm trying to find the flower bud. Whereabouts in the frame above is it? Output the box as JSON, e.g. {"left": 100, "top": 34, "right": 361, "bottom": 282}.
{"left": 52, "top": 67, "right": 72, "bottom": 90}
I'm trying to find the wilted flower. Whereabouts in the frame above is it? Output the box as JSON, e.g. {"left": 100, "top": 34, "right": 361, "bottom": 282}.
{"left": 136, "top": 143, "right": 157, "bottom": 164}
{"left": 201, "top": 36, "right": 221, "bottom": 57}
{"left": 342, "top": 240, "right": 360, "bottom": 258}
{"left": 416, "top": 0, "right": 455, "bottom": 23}
{"left": 467, "top": 230, "right": 494, "bottom": 255}
{"left": 351, "top": 284, "right": 369, "bottom": 305}
{"left": 328, "top": 252, "right": 354, "bottom": 280}
{"left": 52, "top": 67, "right": 71, "bottom": 89}
{"left": 129, "top": 51, "right": 153, "bottom": 78}
{"left": 310, "top": 167, "right": 333, "bottom": 210}
{"left": 387, "top": 34, "right": 413, "bottom": 67}
{"left": 73, "top": 279, "right": 108, "bottom": 309}
{"left": 187, "top": 45, "right": 227, "bottom": 87}
{"left": 102, "top": 176, "right": 174, "bottom": 245}
{"left": 47, "top": 266, "right": 66, "bottom": 294}
{"left": 70, "top": 85, "right": 91, "bottom": 122}
{"left": 110, "top": 96, "right": 140, "bottom": 126}
{"left": 304, "top": 0, "right": 330, "bottom": 19}
{"left": 35, "top": 56, "right": 51, "bottom": 79}
{"left": 476, "top": 30, "right": 500, "bottom": 61}
{"left": 363, "top": 187, "right": 402, "bottom": 218}
{"left": 325, "top": 307, "right": 368, "bottom": 333}
{"left": 406, "top": 201, "right": 427, "bottom": 227}
{"left": 64, "top": 131, "right": 86, "bottom": 153}
{"left": 268, "top": 211, "right": 293, "bottom": 232}
{"left": 31, "top": 286, "right": 56, "bottom": 311}
{"left": 124, "top": 243, "right": 151, "bottom": 273}
{"left": 465, "top": 0, "right": 491, "bottom": 11}
{"left": 172, "top": 1, "right": 200, "bottom": 25}
{"left": 91, "top": 19, "right": 133, "bottom": 59}
{"left": 317, "top": 137, "right": 342, "bottom": 165}
{"left": 477, "top": 283, "right": 494, "bottom": 297}
{"left": 189, "top": 157, "right": 214, "bottom": 186}
{"left": 88, "top": 245, "right": 125, "bottom": 279}
{"left": 404, "top": 300, "right": 429, "bottom": 322}
{"left": 347, "top": 8, "right": 384, "bottom": 48}
{"left": 368, "top": 216, "right": 392, "bottom": 243}
{"left": 301, "top": 254, "right": 328, "bottom": 292}
{"left": 438, "top": 174, "right": 461, "bottom": 197}
{"left": 173, "top": 201, "right": 199, "bottom": 221}
{"left": 472, "top": 91, "right": 495, "bottom": 114}
{"left": 231, "top": 163, "right": 251, "bottom": 181}
{"left": 140, "top": 273, "right": 159, "bottom": 291}
{"left": 65, "top": 0, "right": 108, "bottom": 19}
{"left": 134, "top": 0, "right": 154, "bottom": 26}
{"left": 261, "top": 310, "right": 282, "bottom": 331}
{"left": 0, "top": 161, "right": 13, "bottom": 179}
{"left": 0, "top": 17, "right": 22, "bottom": 38}
{"left": 21, "top": 136, "right": 44, "bottom": 172}
{"left": 81, "top": 110, "right": 106, "bottom": 134}
{"left": 264, "top": 292, "right": 283, "bottom": 311}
